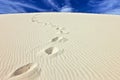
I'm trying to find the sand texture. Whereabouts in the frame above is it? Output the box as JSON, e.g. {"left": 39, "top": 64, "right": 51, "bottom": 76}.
{"left": 0, "top": 13, "right": 120, "bottom": 80}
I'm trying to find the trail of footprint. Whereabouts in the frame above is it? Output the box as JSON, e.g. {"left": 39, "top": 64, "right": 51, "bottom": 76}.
{"left": 32, "top": 14, "right": 70, "bottom": 34}
{"left": 7, "top": 63, "right": 41, "bottom": 80}
{"left": 31, "top": 17, "right": 69, "bottom": 58}
{"left": 31, "top": 15, "right": 71, "bottom": 79}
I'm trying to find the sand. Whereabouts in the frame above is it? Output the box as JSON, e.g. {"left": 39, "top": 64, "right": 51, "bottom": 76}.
{"left": 0, "top": 13, "right": 120, "bottom": 80}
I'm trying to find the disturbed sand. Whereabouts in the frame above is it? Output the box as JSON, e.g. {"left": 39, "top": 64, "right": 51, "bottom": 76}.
{"left": 0, "top": 13, "right": 120, "bottom": 80}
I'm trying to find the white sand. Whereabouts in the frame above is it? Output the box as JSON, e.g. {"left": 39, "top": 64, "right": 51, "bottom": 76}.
{"left": 0, "top": 13, "right": 120, "bottom": 80}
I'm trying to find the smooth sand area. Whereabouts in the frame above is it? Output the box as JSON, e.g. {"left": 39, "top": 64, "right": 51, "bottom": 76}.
{"left": 0, "top": 13, "right": 120, "bottom": 80}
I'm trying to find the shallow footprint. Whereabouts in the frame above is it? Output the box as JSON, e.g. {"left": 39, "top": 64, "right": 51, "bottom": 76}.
{"left": 56, "top": 30, "right": 69, "bottom": 34}
{"left": 50, "top": 36, "right": 68, "bottom": 43}
{"left": 56, "top": 27, "right": 65, "bottom": 30}
{"left": 45, "top": 47, "right": 59, "bottom": 55}
{"left": 44, "top": 47, "right": 64, "bottom": 58}
{"left": 7, "top": 63, "right": 40, "bottom": 80}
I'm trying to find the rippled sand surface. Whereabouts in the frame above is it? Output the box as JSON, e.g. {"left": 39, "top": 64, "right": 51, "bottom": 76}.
{"left": 0, "top": 13, "right": 120, "bottom": 80}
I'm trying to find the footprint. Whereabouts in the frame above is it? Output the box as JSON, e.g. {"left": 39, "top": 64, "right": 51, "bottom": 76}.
{"left": 7, "top": 63, "right": 41, "bottom": 80}
{"left": 50, "top": 36, "right": 68, "bottom": 43}
{"left": 56, "top": 27, "right": 65, "bottom": 30}
{"left": 44, "top": 47, "right": 59, "bottom": 55}
{"left": 43, "top": 46, "right": 64, "bottom": 58}
{"left": 12, "top": 63, "right": 32, "bottom": 76}
{"left": 56, "top": 30, "right": 69, "bottom": 34}
{"left": 50, "top": 37, "right": 60, "bottom": 42}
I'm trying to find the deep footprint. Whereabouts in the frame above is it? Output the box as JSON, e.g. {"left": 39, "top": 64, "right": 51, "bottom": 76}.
{"left": 8, "top": 63, "right": 40, "bottom": 80}
{"left": 12, "top": 63, "right": 32, "bottom": 76}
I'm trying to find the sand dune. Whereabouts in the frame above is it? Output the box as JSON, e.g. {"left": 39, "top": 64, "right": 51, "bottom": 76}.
{"left": 0, "top": 13, "right": 120, "bottom": 80}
